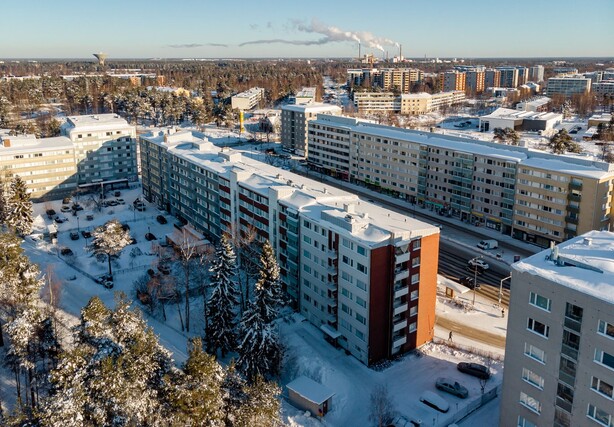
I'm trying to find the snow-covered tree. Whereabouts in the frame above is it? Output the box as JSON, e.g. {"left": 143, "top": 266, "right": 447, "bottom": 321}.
{"left": 5, "top": 175, "right": 33, "bottom": 236}
{"left": 253, "top": 240, "right": 283, "bottom": 324}
{"left": 167, "top": 338, "right": 225, "bottom": 425}
{"left": 0, "top": 175, "right": 7, "bottom": 224}
{"left": 91, "top": 219, "right": 132, "bottom": 278}
{"left": 233, "top": 376, "right": 281, "bottom": 427}
{"left": 206, "top": 234, "right": 240, "bottom": 357}
{"left": 236, "top": 302, "right": 281, "bottom": 382}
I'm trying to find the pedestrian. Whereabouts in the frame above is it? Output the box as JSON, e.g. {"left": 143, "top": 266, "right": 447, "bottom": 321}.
{"left": 448, "top": 331, "right": 453, "bottom": 341}
{"left": 502, "top": 309, "right": 505, "bottom": 318}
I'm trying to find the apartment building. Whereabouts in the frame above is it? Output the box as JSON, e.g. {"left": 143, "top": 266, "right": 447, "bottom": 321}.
{"left": 465, "top": 70, "right": 486, "bottom": 94}
{"left": 306, "top": 116, "right": 614, "bottom": 247}
{"left": 347, "top": 68, "right": 422, "bottom": 93}
{"left": 485, "top": 69, "right": 502, "bottom": 88}
{"left": 439, "top": 70, "right": 466, "bottom": 92}
{"left": 500, "top": 230, "right": 614, "bottom": 427}
{"left": 281, "top": 103, "right": 342, "bottom": 156}
{"left": 61, "top": 114, "right": 138, "bottom": 184}
{"left": 546, "top": 77, "right": 592, "bottom": 97}
{"left": 139, "top": 129, "right": 440, "bottom": 366}
{"left": 352, "top": 91, "right": 465, "bottom": 115}
{"left": 592, "top": 81, "right": 614, "bottom": 98}
{"left": 0, "top": 133, "right": 78, "bottom": 199}
{"left": 293, "top": 87, "right": 317, "bottom": 105}
{"left": 230, "top": 87, "right": 265, "bottom": 110}
{"left": 529, "top": 65, "right": 545, "bottom": 83}
{"left": 497, "top": 67, "right": 520, "bottom": 88}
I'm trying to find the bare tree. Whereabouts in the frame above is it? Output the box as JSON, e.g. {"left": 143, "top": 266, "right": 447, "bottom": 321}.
{"left": 226, "top": 222, "right": 260, "bottom": 312}
{"left": 479, "top": 355, "right": 494, "bottom": 394}
{"left": 369, "top": 384, "right": 395, "bottom": 427}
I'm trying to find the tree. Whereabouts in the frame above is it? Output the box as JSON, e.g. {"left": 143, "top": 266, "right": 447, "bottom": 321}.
{"left": 0, "top": 175, "right": 6, "bottom": 224}
{"left": 206, "top": 234, "right": 240, "bottom": 357}
{"left": 368, "top": 384, "right": 395, "bottom": 427}
{"left": 492, "top": 127, "right": 520, "bottom": 145}
{"left": 171, "top": 228, "right": 204, "bottom": 333}
{"left": 5, "top": 175, "right": 33, "bottom": 236}
{"left": 233, "top": 376, "right": 281, "bottom": 427}
{"left": 91, "top": 219, "right": 132, "bottom": 278}
{"left": 548, "top": 129, "right": 581, "bottom": 154}
{"left": 253, "top": 240, "right": 283, "bottom": 324}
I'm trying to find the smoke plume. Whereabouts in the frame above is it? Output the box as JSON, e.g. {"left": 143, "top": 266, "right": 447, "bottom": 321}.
{"left": 168, "top": 43, "right": 228, "bottom": 48}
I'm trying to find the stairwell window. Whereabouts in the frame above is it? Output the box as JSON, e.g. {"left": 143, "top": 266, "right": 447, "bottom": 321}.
{"left": 520, "top": 392, "right": 541, "bottom": 414}
{"left": 528, "top": 318, "right": 549, "bottom": 338}
{"left": 529, "top": 292, "right": 551, "bottom": 312}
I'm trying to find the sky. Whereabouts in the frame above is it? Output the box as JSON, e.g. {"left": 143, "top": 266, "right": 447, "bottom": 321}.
{"left": 1, "top": 0, "right": 613, "bottom": 59}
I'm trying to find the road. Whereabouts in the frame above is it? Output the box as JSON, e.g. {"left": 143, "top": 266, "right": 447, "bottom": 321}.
{"left": 436, "top": 317, "right": 506, "bottom": 348}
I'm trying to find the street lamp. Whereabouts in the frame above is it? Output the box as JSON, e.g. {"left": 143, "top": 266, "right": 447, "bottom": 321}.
{"left": 77, "top": 216, "right": 80, "bottom": 233}
{"left": 469, "top": 256, "right": 483, "bottom": 307}
{"left": 499, "top": 275, "right": 512, "bottom": 304}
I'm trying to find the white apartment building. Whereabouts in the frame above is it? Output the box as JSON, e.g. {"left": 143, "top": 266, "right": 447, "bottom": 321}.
{"left": 230, "top": 87, "right": 265, "bottom": 110}
{"left": 139, "top": 129, "right": 440, "bottom": 366}
{"left": 294, "top": 87, "right": 317, "bottom": 105}
{"left": 529, "top": 65, "right": 545, "bottom": 83}
{"left": 546, "top": 77, "right": 592, "bottom": 97}
{"left": 500, "top": 230, "right": 614, "bottom": 427}
{"left": 61, "top": 114, "right": 138, "bottom": 185}
{"left": 0, "top": 133, "right": 78, "bottom": 199}
{"left": 592, "top": 81, "right": 614, "bottom": 97}
{"left": 281, "top": 103, "right": 342, "bottom": 156}
{"left": 352, "top": 91, "right": 465, "bottom": 115}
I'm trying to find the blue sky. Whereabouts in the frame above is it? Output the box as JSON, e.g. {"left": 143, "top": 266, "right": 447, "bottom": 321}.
{"left": 1, "top": 0, "right": 613, "bottom": 59}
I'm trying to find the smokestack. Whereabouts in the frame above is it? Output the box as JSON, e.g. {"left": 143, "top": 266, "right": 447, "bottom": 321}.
{"left": 358, "top": 42, "right": 361, "bottom": 61}
{"left": 400, "top": 44, "right": 402, "bottom": 60}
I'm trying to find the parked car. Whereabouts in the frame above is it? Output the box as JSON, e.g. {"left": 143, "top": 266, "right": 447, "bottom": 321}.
{"left": 60, "top": 205, "right": 72, "bottom": 213}
{"left": 129, "top": 237, "right": 137, "bottom": 245}
{"left": 145, "top": 232, "right": 157, "bottom": 241}
{"left": 107, "top": 200, "right": 119, "bottom": 207}
{"left": 419, "top": 391, "right": 450, "bottom": 413}
{"left": 116, "top": 198, "right": 125, "bottom": 204}
{"left": 114, "top": 191, "right": 121, "bottom": 197}
{"left": 69, "top": 232, "right": 79, "bottom": 241}
{"left": 468, "top": 258, "right": 489, "bottom": 271}
{"left": 60, "top": 247, "right": 74, "bottom": 256}
{"left": 121, "top": 223, "right": 130, "bottom": 231}
{"left": 72, "top": 204, "right": 84, "bottom": 211}
{"left": 86, "top": 214, "right": 94, "bottom": 221}
{"left": 460, "top": 276, "right": 480, "bottom": 289}
{"left": 95, "top": 274, "right": 113, "bottom": 284}
{"left": 435, "top": 377, "right": 469, "bottom": 399}
{"left": 54, "top": 216, "right": 68, "bottom": 223}
{"left": 457, "top": 362, "right": 491, "bottom": 380}
{"left": 46, "top": 209, "right": 56, "bottom": 216}
{"left": 477, "top": 239, "right": 498, "bottom": 250}
{"left": 81, "top": 230, "right": 92, "bottom": 238}
{"left": 102, "top": 280, "right": 114, "bottom": 289}
{"left": 62, "top": 197, "right": 71, "bottom": 204}
{"left": 156, "top": 215, "right": 168, "bottom": 224}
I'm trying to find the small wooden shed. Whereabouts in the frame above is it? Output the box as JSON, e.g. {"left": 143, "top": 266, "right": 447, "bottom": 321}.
{"left": 286, "top": 376, "right": 334, "bottom": 417}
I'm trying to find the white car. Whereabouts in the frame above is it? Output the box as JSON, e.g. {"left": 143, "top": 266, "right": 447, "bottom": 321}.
{"left": 419, "top": 390, "right": 450, "bottom": 413}
{"left": 468, "top": 258, "right": 490, "bottom": 270}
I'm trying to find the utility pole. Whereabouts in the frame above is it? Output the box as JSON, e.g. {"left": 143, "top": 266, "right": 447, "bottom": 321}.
{"left": 499, "top": 275, "right": 512, "bottom": 304}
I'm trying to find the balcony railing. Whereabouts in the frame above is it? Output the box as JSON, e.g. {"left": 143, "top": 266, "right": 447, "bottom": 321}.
{"left": 561, "top": 344, "right": 579, "bottom": 361}
{"left": 394, "top": 285, "right": 409, "bottom": 299}
{"left": 395, "top": 251, "right": 411, "bottom": 264}
{"left": 569, "top": 181, "right": 583, "bottom": 191}
{"left": 567, "top": 193, "right": 581, "bottom": 202}
{"left": 393, "top": 302, "right": 408, "bottom": 316}
{"left": 566, "top": 205, "right": 580, "bottom": 214}
{"left": 392, "top": 335, "right": 407, "bottom": 349}
{"left": 394, "top": 269, "right": 410, "bottom": 281}
{"left": 564, "top": 317, "right": 582, "bottom": 333}
{"left": 393, "top": 319, "right": 407, "bottom": 332}
{"left": 565, "top": 216, "right": 579, "bottom": 225}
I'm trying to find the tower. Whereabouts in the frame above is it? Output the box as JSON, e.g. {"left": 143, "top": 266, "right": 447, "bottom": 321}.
{"left": 93, "top": 53, "right": 107, "bottom": 66}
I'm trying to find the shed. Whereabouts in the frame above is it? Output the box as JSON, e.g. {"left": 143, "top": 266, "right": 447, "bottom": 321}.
{"left": 46, "top": 224, "right": 58, "bottom": 239}
{"left": 286, "top": 376, "right": 334, "bottom": 417}
{"left": 438, "top": 274, "right": 470, "bottom": 299}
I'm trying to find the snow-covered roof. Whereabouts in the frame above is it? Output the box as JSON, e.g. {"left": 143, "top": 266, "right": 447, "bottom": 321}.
{"left": 286, "top": 376, "right": 334, "bottom": 404}
{"left": 281, "top": 103, "right": 341, "bottom": 114}
{"left": 62, "top": 114, "right": 133, "bottom": 134}
{"left": 438, "top": 275, "right": 471, "bottom": 294}
{"left": 0, "top": 136, "right": 73, "bottom": 154}
{"left": 520, "top": 157, "right": 614, "bottom": 179}
{"left": 514, "top": 231, "right": 614, "bottom": 304}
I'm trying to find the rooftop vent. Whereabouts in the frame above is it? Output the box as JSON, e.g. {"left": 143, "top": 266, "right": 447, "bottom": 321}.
{"left": 583, "top": 237, "right": 592, "bottom": 246}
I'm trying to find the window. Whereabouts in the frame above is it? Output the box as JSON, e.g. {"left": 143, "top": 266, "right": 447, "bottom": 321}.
{"left": 520, "top": 392, "right": 541, "bottom": 414}
{"left": 522, "top": 368, "right": 544, "bottom": 390}
{"left": 341, "top": 304, "right": 352, "bottom": 316}
{"left": 413, "top": 240, "right": 421, "bottom": 250}
{"left": 598, "top": 320, "right": 614, "bottom": 339}
{"left": 357, "top": 245, "right": 366, "bottom": 256}
{"left": 303, "top": 279, "right": 311, "bottom": 289}
{"left": 356, "top": 279, "right": 367, "bottom": 291}
{"left": 517, "top": 416, "right": 537, "bottom": 427}
{"left": 355, "top": 329, "right": 365, "bottom": 341}
{"left": 409, "top": 322, "right": 417, "bottom": 332}
{"left": 528, "top": 318, "right": 550, "bottom": 338}
{"left": 591, "top": 377, "right": 614, "bottom": 400}
{"left": 357, "top": 263, "right": 367, "bottom": 274}
{"left": 411, "top": 257, "right": 420, "bottom": 267}
{"left": 356, "top": 296, "right": 366, "bottom": 308}
{"left": 303, "top": 265, "right": 311, "bottom": 274}
{"left": 303, "top": 249, "right": 311, "bottom": 259}
{"left": 410, "top": 290, "right": 418, "bottom": 300}
{"left": 355, "top": 313, "right": 366, "bottom": 325}
{"left": 411, "top": 273, "right": 420, "bottom": 284}
{"left": 529, "top": 292, "right": 551, "bottom": 311}
{"left": 303, "top": 235, "right": 311, "bottom": 244}
{"left": 410, "top": 306, "right": 418, "bottom": 316}
{"left": 303, "top": 293, "right": 311, "bottom": 302}
{"left": 587, "top": 404, "right": 613, "bottom": 427}
{"left": 595, "top": 349, "right": 614, "bottom": 370}
{"left": 525, "top": 343, "right": 546, "bottom": 363}
{"left": 303, "top": 220, "right": 311, "bottom": 229}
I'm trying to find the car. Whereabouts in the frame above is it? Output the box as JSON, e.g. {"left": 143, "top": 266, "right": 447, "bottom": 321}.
{"left": 72, "top": 204, "right": 84, "bottom": 211}
{"left": 114, "top": 191, "right": 121, "bottom": 197}
{"left": 54, "top": 216, "right": 68, "bottom": 223}
{"left": 468, "top": 258, "right": 489, "bottom": 271}
{"left": 69, "top": 232, "right": 79, "bottom": 241}
{"left": 103, "top": 280, "right": 114, "bottom": 289}
{"left": 460, "top": 276, "right": 480, "bottom": 289}
{"left": 129, "top": 238, "right": 137, "bottom": 245}
{"left": 62, "top": 197, "right": 71, "bottom": 204}
{"left": 107, "top": 200, "right": 119, "bottom": 207}
{"left": 60, "top": 247, "right": 74, "bottom": 256}
{"left": 46, "top": 209, "right": 56, "bottom": 216}
{"left": 435, "top": 377, "right": 469, "bottom": 399}
{"left": 145, "top": 232, "right": 157, "bottom": 241}
{"left": 121, "top": 223, "right": 130, "bottom": 231}
{"left": 457, "top": 362, "right": 491, "bottom": 380}
{"left": 81, "top": 230, "right": 92, "bottom": 238}
{"left": 419, "top": 391, "right": 450, "bottom": 413}
{"left": 95, "top": 274, "right": 112, "bottom": 284}
{"left": 60, "top": 205, "right": 72, "bottom": 213}
{"left": 86, "top": 214, "right": 94, "bottom": 221}
{"left": 156, "top": 215, "right": 168, "bottom": 224}
{"left": 116, "top": 198, "right": 125, "bottom": 204}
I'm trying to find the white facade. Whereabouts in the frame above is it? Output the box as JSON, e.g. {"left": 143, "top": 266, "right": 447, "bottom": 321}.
{"left": 281, "top": 103, "right": 342, "bottom": 156}
{"left": 231, "top": 87, "right": 265, "bottom": 110}
{"left": 547, "top": 77, "right": 592, "bottom": 96}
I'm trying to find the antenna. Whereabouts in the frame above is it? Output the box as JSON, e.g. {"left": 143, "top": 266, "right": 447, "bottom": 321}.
{"left": 93, "top": 52, "right": 107, "bottom": 66}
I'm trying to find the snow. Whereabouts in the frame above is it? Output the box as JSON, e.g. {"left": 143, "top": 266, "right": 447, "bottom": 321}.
{"left": 286, "top": 376, "right": 334, "bottom": 405}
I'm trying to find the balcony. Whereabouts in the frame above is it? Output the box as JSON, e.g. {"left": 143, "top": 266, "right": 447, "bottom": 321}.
{"left": 567, "top": 193, "right": 581, "bottom": 202}
{"left": 564, "top": 227, "right": 577, "bottom": 237}
{"left": 555, "top": 398, "right": 573, "bottom": 414}
{"left": 392, "top": 335, "right": 407, "bottom": 349}
{"left": 393, "top": 301, "right": 408, "bottom": 316}
{"left": 561, "top": 344, "right": 579, "bottom": 361}
{"left": 564, "top": 216, "right": 579, "bottom": 225}
{"left": 394, "top": 285, "right": 409, "bottom": 299}
{"left": 566, "top": 205, "right": 580, "bottom": 215}
{"left": 564, "top": 317, "right": 582, "bottom": 333}
{"left": 569, "top": 181, "right": 583, "bottom": 191}
{"left": 393, "top": 319, "right": 407, "bottom": 332}
{"left": 328, "top": 250, "right": 338, "bottom": 260}
{"left": 394, "top": 269, "right": 410, "bottom": 282}
{"left": 395, "top": 251, "right": 410, "bottom": 264}
{"left": 558, "top": 370, "right": 576, "bottom": 388}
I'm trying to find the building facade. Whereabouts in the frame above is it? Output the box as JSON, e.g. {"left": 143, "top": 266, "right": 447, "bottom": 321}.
{"left": 497, "top": 67, "right": 520, "bottom": 88}
{"left": 500, "top": 230, "right": 614, "bottom": 427}
{"left": 306, "top": 116, "right": 614, "bottom": 247}
{"left": 347, "top": 68, "right": 422, "bottom": 93}
{"left": 546, "top": 77, "right": 592, "bottom": 97}
{"left": 439, "top": 71, "right": 466, "bottom": 92}
{"left": 281, "top": 103, "right": 342, "bottom": 156}
{"left": 485, "top": 69, "right": 502, "bottom": 89}
{"left": 139, "top": 129, "right": 440, "bottom": 366}
{"left": 352, "top": 91, "right": 465, "bottom": 115}
{"left": 465, "top": 70, "right": 486, "bottom": 94}
{"left": 61, "top": 114, "right": 138, "bottom": 185}
{"left": 231, "top": 87, "right": 265, "bottom": 110}
{"left": 529, "top": 65, "right": 545, "bottom": 83}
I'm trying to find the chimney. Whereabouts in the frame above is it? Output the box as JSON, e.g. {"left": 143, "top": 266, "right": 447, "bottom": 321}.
{"left": 344, "top": 203, "right": 355, "bottom": 214}
{"left": 163, "top": 134, "right": 168, "bottom": 143}
{"left": 2, "top": 138, "right": 10, "bottom": 147}
{"left": 583, "top": 237, "right": 592, "bottom": 246}
{"left": 323, "top": 187, "right": 328, "bottom": 194}
{"left": 399, "top": 44, "right": 402, "bottom": 60}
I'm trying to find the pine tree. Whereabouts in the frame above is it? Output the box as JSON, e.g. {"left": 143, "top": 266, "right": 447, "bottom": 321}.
{"left": 221, "top": 361, "right": 247, "bottom": 426}
{"left": 233, "top": 376, "right": 281, "bottom": 427}
{"left": 549, "top": 128, "right": 581, "bottom": 154}
{"left": 91, "top": 219, "right": 132, "bottom": 278}
{"left": 206, "top": 234, "right": 240, "bottom": 357}
{"left": 0, "top": 176, "right": 6, "bottom": 224}
{"left": 167, "top": 338, "right": 225, "bottom": 425}
{"left": 253, "top": 240, "right": 283, "bottom": 324}
{"left": 5, "top": 175, "right": 33, "bottom": 236}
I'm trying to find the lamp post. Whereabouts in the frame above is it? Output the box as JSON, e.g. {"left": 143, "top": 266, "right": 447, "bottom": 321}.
{"left": 77, "top": 216, "right": 80, "bottom": 233}
{"left": 469, "top": 256, "right": 483, "bottom": 307}
{"left": 499, "top": 275, "right": 512, "bottom": 304}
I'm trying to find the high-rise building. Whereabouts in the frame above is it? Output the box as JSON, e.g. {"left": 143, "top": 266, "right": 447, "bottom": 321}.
{"left": 465, "top": 70, "right": 486, "bottom": 94}
{"left": 281, "top": 103, "right": 342, "bottom": 156}
{"left": 497, "top": 67, "right": 520, "bottom": 88}
{"left": 546, "top": 77, "right": 592, "bottom": 96}
{"left": 499, "top": 230, "right": 614, "bottom": 427}
{"left": 529, "top": 65, "right": 545, "bottom": 82}
{"left": 485, "top": 69, "right": 501, "bottom": 88}
{"left": 439, "top": 70, "right": 466, "bottom": 92}
{"left": 139, "top": 129, "right": 440, "bottom": 365}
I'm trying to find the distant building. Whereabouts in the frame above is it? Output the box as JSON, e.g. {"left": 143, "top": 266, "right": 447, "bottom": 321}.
{"left": 588, "top": 113, "right": 613, "bottom": 128}
{"left": 352, "top": 91, "right": 465, "bottom": 115}
{"left": 592, "top": 80, "right": 614, "bottom": 98}
{"left": 547, "top": 76, "right": 592, "bottom": 97}
{"left": 516, "top": 97, "right": 550, "bottom": 112}
{"left": 553, "top": 67, "right": 579, "bottom": 75}
{"left": 500, "top": 231, "right": 614, "bottom": 427}
{"left": 465, "top": 70, "right": 486, "bottom": 94}
{"left": 281, "top": 103, "right": 342, "bottom": 156}
{"left": 231, "top": 87, "right": 265, "bottom": 110}
{"left": 439, "top": 70, "right": 466, "bottom": 92}
{"left": 479, "top": 107, "right": 562, "bottom": 132}
{"left": 529, "top": 65, "right": 545, "bottom": 82}
{"left": 347, "top": 68, "right": 422, "bottom": 93}
{"left": 497, "top": 67, "right": 520, "bottom": 88}
{"left": 293, "top": 87, "right": 317, "bottom": 105}
{"left": 485, "top": 69, "right": 501, "bottom": 88}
